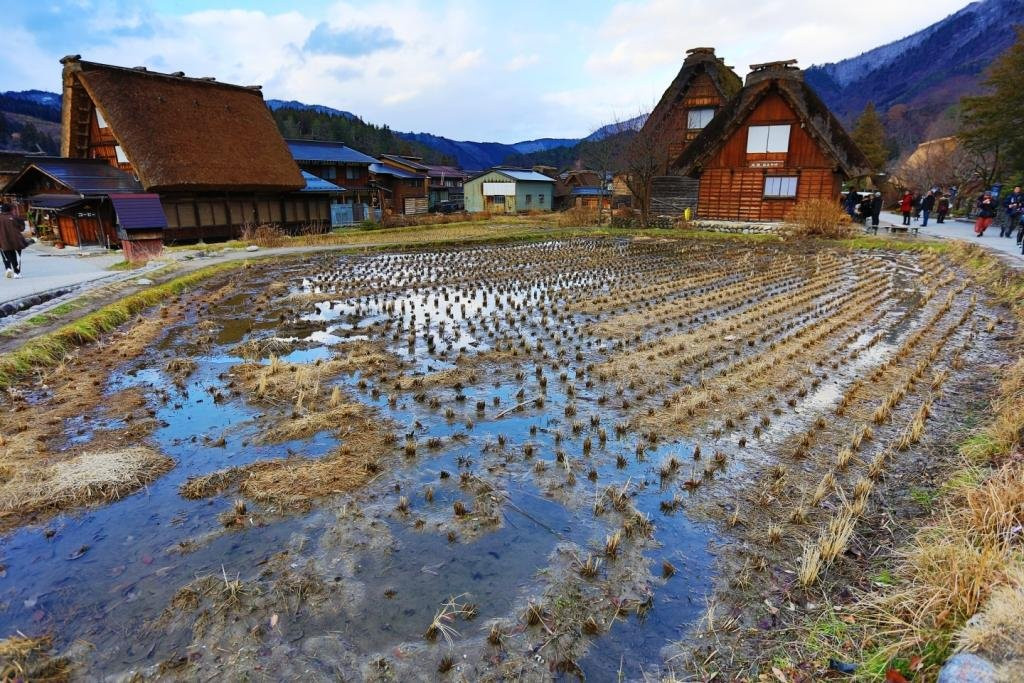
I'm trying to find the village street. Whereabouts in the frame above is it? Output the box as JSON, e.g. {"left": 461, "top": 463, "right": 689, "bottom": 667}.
{"left": 879, "top": 210, "right": 1024, "bottom": 267}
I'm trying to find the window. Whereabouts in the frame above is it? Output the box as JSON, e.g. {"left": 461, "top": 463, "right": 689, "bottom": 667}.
{"left": 763, "top": 176, "right": 798, "bottom": 198}
{"left": 746, "top": 124, "right": 791, "bottom": 154}
{"left": 346, "top": 166, "right": 358, "bottom": 180}
{"left": 687, "top": 107, "right": 715, "bottom": 130}
{"left": 95, "top": 108, "right": 108, "bottom": 129}
{"left": 539, "top": 194, "right": 545, "bottom": 205}
{"left": 114, "top": 145, "right": 129, "bottom": 164}
{"left": 525, "top": 194, "right": 532, "bottom": 205}
{"left": 323, "top": 166, "right": 337, "bottom": 180}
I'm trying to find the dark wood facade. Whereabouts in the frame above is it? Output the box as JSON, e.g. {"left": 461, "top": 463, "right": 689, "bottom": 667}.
{"left": 696, "top": 92, "right": 841, "bottom": 221}
{"left": 673, "top": 61, "right": 871, "bottom": 223}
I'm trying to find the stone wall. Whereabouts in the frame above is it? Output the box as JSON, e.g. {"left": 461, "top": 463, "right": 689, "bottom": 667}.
{"left": 688, "top": 219, "right": 784, "bottom": 235}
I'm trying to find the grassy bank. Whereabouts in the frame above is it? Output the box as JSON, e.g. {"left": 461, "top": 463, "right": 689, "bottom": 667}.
{"left": 789, "top": 239, "right": 1024, "bottom": 680}
{"left": 0, "top": 261, "right": 244, "bottom": 389}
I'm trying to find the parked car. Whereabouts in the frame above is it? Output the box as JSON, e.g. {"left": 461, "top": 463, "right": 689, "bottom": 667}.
{"left": 432, "top": 200, "right": 464, "bottom": 214}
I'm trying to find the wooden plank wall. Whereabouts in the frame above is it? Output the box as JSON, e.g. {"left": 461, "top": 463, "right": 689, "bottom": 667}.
{"left": 650, "top": 176, "right": 699, "bottom": 214}
{"left": 696, "top": 91, "right": 841, "bottom": 221}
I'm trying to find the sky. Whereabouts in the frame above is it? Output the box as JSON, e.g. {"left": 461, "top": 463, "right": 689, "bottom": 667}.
{"left": 2, "top": 0, "right": 972, "bottom": 143}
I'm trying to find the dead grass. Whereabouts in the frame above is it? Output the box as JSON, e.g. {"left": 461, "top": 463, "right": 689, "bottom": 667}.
{"left": 781, "top": 198, "right": 858, "bottom": 239}
{"left": 0, "top": 447, "right": 173, "bottom": 521}
{"left": 0, "top": 633, "right": 71, "bottom": 681}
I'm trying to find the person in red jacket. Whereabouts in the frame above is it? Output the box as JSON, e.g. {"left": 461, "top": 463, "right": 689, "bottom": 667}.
{"left": 899, "top": 191, "right": 914, "bottom": 226}
{"left": 974, "top": 191, "right": 997, "bottom": 236}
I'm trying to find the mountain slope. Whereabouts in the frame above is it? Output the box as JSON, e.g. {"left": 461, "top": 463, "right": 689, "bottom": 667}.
{"left": 266, "top": 99, "right": 357, "bottom": 120}
{"left": 804, "top": 0, "right": 1019, "bottom": 150}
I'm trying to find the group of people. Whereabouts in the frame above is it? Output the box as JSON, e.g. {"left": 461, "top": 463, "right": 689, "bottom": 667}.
{"left": 897, "top": 188, "right": 952, "bottom": 227}
{"left": 843, "top": 190, "right": 884, "bottom": 227}
{"left": 972, "top": 185, "right": 1023, "bottom": 245}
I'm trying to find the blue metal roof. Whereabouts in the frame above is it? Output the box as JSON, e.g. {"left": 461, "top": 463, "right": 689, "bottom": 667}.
{"left": 286, "top": 139, "right": 378, "bottom": 165}
{"left": 27, "top": 158, "right": 143, "bottom": 195}
{"left": 109, "top": 193, "right": 168, "bottom": 230}
{"left": 493, "top": 169, "right": 555, "bottom": 183}
{"left": 299, "top": 170, "right": 346, "bottom": 193}
{"left": 370, "top": 162, "right": 425, "bottom": 179}
{"left": 570, "top": 186, "right": 606, "bottom": 196}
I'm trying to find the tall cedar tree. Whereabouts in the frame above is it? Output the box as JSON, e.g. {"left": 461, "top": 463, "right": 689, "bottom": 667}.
{"left": 851, "top": 102, "right": 889, "bottom": 173}
{"left": 960, "top": 27, "right": 1024, "bottom": 177}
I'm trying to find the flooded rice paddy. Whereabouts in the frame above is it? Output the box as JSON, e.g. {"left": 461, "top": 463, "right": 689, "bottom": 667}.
{"left": 0, "top": 237, "right": 1011, "bottom": 680}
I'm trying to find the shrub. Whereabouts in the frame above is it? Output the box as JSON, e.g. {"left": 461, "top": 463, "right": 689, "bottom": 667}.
{"left": 240, "top": 223, "right": 286, "bottom": 248}
{"left": 556, "top": 206, "right": 602, "bottom": 227}
{"left": 781, "top": 199, "right": 857, "bottom": 239}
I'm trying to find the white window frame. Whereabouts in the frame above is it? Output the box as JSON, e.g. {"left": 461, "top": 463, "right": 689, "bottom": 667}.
{"left": 747, "top": 124, "right": 791, "bottom": 154}
{"left": 95, "top": 108, "right": 108, "bottom": 129}
{"left": 114, "top": 145, "right": 129, "bottom": 164}
{"left": 763, "top": 176, "right": 798, "bottom": 198}
{"left": 686, "top": 107, "right": 715, "bottom": 130}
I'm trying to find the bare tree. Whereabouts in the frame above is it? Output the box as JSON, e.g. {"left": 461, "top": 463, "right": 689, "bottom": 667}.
{"left": 896, "top": 136, "right": 995, "bottom": 199}
{"left": 620, "top": 115, "right": 663, "bottom": 227}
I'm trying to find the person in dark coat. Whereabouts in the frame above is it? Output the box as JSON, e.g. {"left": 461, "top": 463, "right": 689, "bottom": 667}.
{"left": 0, "top": 204, "right": 28, "bottom": 279}
{"left": 899, "top": 191, "right": 913, "bottom": 226}
{"left": 920, "top": 190, "right": 935, "bottom": 226}
{"left": 870, "top": 192, "right": 883, "bottom": 228}
{"left": 843, "top": 189, "right": 860, "bottom": 218}
{"left": 1001, "top": 185, "right": 1023, "bottom": 238}
{"left": 936, "top": 194, "right": 950, "bottom": 223}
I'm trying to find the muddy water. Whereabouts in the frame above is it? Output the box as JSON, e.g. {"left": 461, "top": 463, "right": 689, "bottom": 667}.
{"left": 0, "top": 239, "right": 990, "bottom": 679}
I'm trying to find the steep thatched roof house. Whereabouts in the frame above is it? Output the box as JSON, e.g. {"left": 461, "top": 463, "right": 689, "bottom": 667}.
{"left": 644, "top": 48, "right": 742, "bottom": 173}
{"left": 643, "top": 48, "right": 742, "bottom": 216}
{"left": 59, "top": 56, "right": 306, "bottom": 241}
{"left": 672, "top": 60, "right": 870, "bottom": 222}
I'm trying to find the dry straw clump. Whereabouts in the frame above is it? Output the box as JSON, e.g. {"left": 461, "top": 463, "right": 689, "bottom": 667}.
{"left": 0, "top": 447, "right": 173, "bottom": 522}
{"left": 781, "top": 198, "right": 857, "bottom": 239}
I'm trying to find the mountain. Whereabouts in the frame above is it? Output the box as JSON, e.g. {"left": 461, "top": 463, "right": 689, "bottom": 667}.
{"left": 0, "top": 90, "right": 61, "bottom": 153}
{"left": 804, "top": 0, "right": 1020, "bottom": 152}
{"left": 266, "top": 99, "right": 357, "bottom": 120}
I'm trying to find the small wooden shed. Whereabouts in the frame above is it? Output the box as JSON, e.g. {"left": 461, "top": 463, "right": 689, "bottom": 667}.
{"left": 672, "top": 60, "right": 870, "bottom": 222}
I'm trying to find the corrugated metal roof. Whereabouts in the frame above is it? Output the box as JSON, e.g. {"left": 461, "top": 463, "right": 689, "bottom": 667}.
{"left": 31, "top": 158, "right": 144, "bottom": 195}
{"left": 286, "top": 139, "right": 377, "bottom": 165}
{"left": 370, "top": 162, "right": 425, "bottom": 180}
{"left": 27, "top": 194, "right": 86, "bottom": 210}
{"left": 379, "top": 154, "right": 429, "bottom": 171}
{"left": 299, "top": 171, "right": 346, "bottom": 193}
{"left": 570, "top": 186, "right": 606, "bottom": 196}
{"left": 493, "top": 169, "right": 555, "bottom": 183}
{"left": 109, "top": 193, "right": 168, "bottom": 229}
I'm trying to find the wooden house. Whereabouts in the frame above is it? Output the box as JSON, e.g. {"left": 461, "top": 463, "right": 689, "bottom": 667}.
{"left": 422, "top": 164, "right": 467, "bottom": 209}
{"left": 672, "top": 60, "right": 870, "bottom": 222}
{"left": 555, "top": 170, "right": 606, "bottom": 210}
{"left": 59, "top": 55, "right": 304, "bottom": 242}
{"left": 286, "top": 139, "right": 376, "bottom": 205}
{"left": 644, "top": 48, "right": 742, "bottom": 215}
{"left": 464, "top": 168, "right": 555, "bottom": 213}
{"left": 3, "top": 157, "right": 166, "bottom": 260}
{"left": 372, "top": 155, "right": 429, "bottom": 215}
{"left": 644, "top": 48, "right": 743, "bottom": 174}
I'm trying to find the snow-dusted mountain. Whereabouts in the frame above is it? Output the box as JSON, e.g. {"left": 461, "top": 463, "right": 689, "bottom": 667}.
{"left": 805, "top": 0, "right": 1020, "bottom": 146}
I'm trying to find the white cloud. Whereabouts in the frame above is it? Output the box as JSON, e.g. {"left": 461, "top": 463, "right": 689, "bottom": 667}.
{"left": 505, "top": 53, "right": 540, "bottom": 71}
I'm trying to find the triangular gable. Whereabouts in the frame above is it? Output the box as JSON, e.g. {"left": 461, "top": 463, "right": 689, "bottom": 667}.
{"left": 673, "top": 73, "right": 870, "bottom": 178}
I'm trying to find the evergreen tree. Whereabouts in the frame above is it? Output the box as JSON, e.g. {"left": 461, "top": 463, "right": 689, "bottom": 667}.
{"left": 960, "top": 27, "right": 1024, "bottom": 177}
{"left": 851, "top": 102, "right": 889, "bottom": 173}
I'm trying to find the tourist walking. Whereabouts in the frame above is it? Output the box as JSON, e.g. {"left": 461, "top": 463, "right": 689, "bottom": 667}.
{"left": 920, "top": 190, "right": 935, "bottom": 227}
{"left": 843, "top": 189, "right": 859, "bottom": 218}
{"left": 1001, "top": 185, "right": 1022, "bottom": 237}
{"left": 0, "top": 204, "right": 28, "bottom": 279}
{"left": 974, "top": 192, "right": 997, "bottom": 237}
{"left": 899, "top": 190, "right": 913, "bottom": 226}
{"left": 870, "top": 192, "right": 883, "bottom": 229}
{"left": 936, "top": 193, "right": 950, "bottom": 223}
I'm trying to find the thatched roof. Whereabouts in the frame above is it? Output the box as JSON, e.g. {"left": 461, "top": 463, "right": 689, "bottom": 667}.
{"left": 643, "top": 48, "right": 742, "bottom": 136}
{"left": 61, "top": 57, "right": 303, "bottom": 192}
{"left": 672, "top": 61, "right": 871, "bottom": 179}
